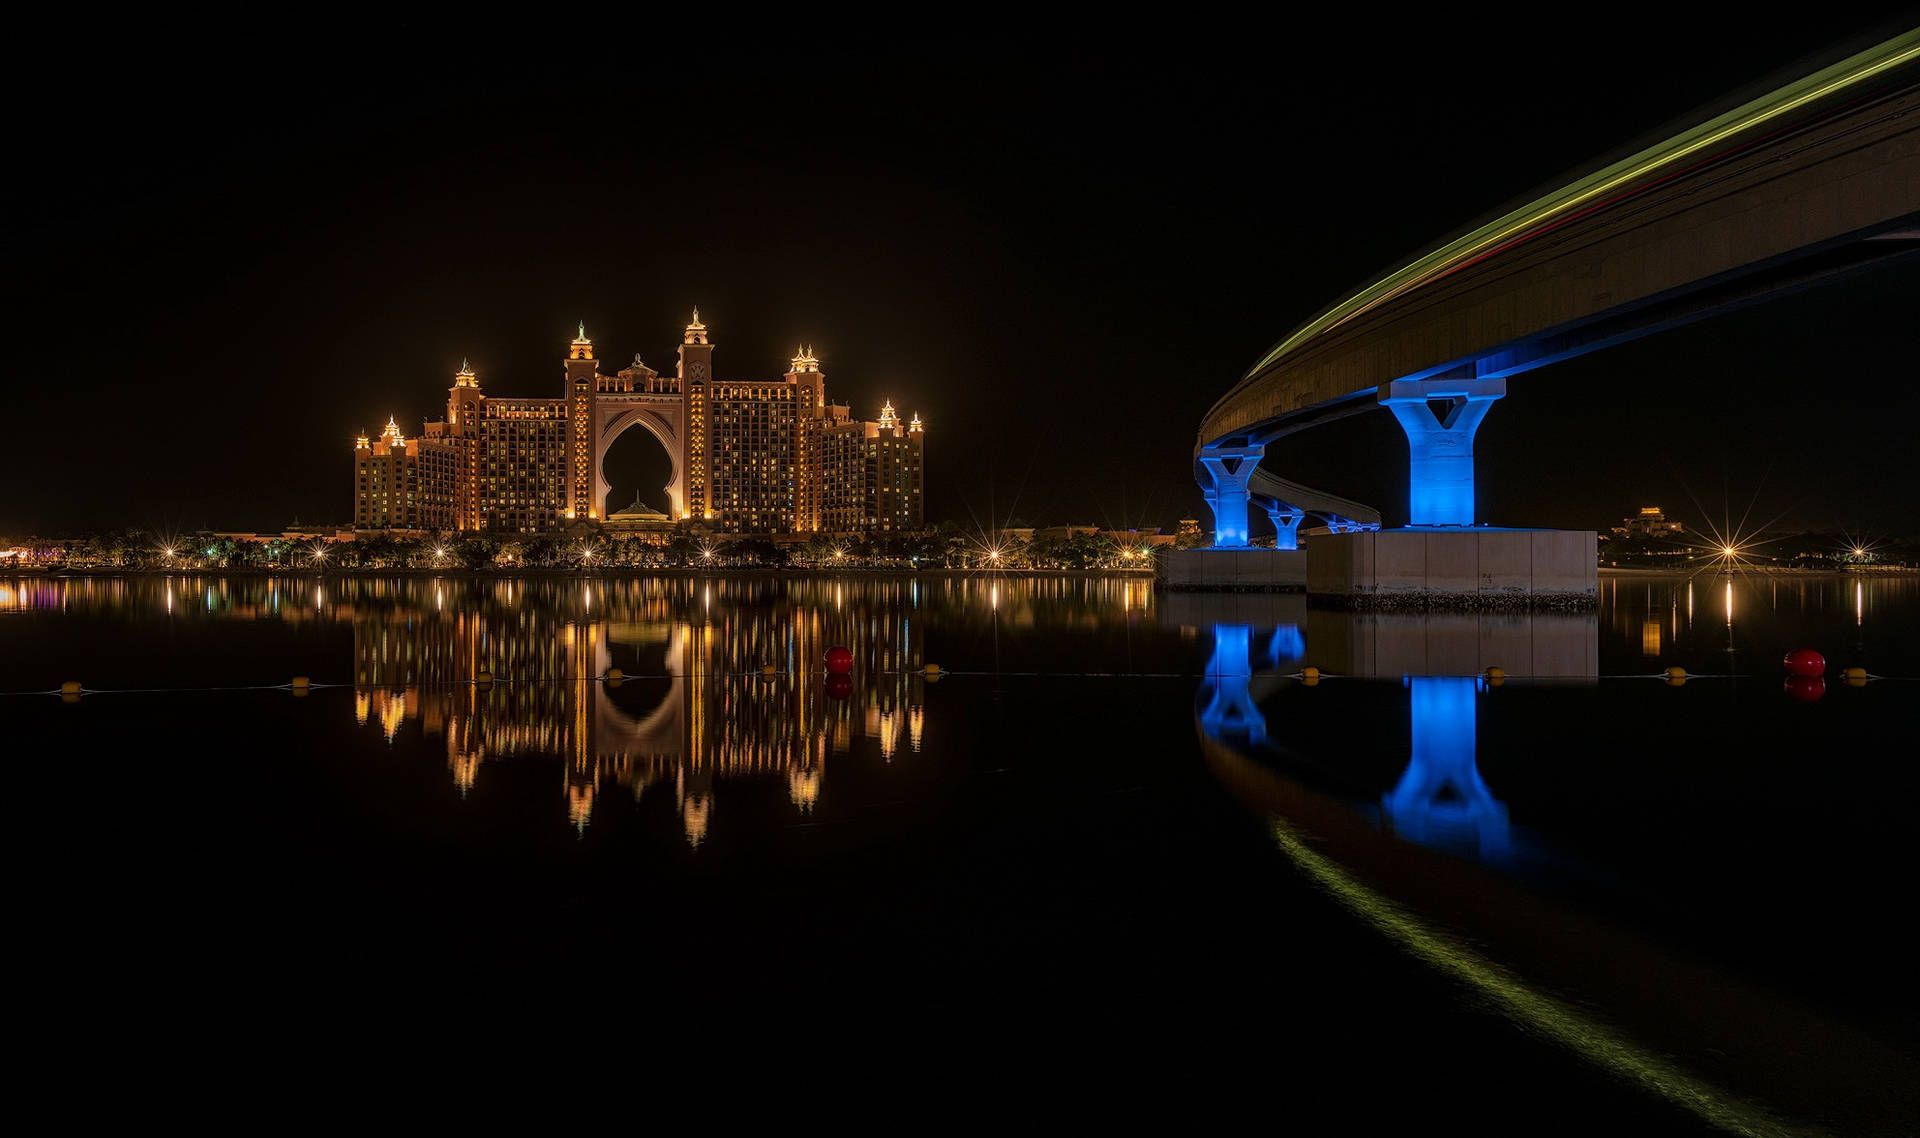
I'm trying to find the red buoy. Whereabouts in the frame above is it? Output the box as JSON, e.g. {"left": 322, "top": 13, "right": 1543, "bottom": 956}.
{"left": 825, "top": 673, "right": 854, "bottom": 700}
{"left": 824, "top": 645, "right": 854, "bottom": 675}
{"left": 1783, "top": 675, "right": 1826, "bottom": 703}
{"left": 1783, "top": 648, "right": 1825, "bottom": 677}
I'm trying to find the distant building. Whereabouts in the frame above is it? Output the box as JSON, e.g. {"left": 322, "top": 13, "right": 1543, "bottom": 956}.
{"left": 1101, "top": 527, "right": 1176, "bottom": 549}
{"left": 353, "top": 417, "right": 464, "bottom": 532}
{"left": 1614, "top": 506, "right": 1686, "bottom": 539}
{"left": 354, "top": 315, "right": 924, "bottom": 535}
{"left": 1034, "top": 525, "right": 1099, "bottom": 541}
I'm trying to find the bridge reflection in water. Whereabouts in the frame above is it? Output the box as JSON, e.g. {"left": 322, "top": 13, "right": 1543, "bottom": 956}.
{"left": 348, "top": 578, "right": 929, "bottom": 841}
{"left": 1191, "top": 605, "right": 1918, "bottom": 1136}
{"left": 1195, "top": 602, "right": 1594, "bottom": 869}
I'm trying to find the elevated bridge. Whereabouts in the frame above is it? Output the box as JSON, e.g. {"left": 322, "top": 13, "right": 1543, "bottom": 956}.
{"left": 1197, "top": 31, "right": 1920, "bottom": 546}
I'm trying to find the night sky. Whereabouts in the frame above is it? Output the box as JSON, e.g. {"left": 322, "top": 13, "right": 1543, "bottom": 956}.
{"left": 5, "top": 14, "right": 1915, "bottom": 538}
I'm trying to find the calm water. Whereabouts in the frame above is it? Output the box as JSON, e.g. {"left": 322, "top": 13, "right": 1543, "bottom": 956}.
{"left": 4, "top": 571, "right": 1915, "bottom": 1132}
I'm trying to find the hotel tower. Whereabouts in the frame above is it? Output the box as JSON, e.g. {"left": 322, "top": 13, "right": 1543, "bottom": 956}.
{"left": 354, "top": 312, "right": 924, "bottom": 535}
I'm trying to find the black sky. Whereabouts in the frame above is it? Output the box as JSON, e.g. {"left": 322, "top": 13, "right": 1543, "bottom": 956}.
{"left": 4, "top": 14, "right": 1916, "bottom": 538}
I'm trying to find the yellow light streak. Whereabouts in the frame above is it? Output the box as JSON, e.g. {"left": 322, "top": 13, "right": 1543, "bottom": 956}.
{"left": 1241, "top": 32, "right": 1920, "bottom": 384}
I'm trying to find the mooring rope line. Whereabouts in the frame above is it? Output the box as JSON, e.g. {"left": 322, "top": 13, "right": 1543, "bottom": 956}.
{"left": 6, "top": 669, "right": 1908, "bottom": 698}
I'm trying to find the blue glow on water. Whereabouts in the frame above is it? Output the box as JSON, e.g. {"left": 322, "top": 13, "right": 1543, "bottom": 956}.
{"left": 1382, "top": 676, "right": 1511, "bottom": 864}
{"left": 1199, "top": 624, "right": 1265, "bottom": 744}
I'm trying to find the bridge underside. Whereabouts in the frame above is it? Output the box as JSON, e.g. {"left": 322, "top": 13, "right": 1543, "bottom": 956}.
{"left": 1195, "top": 40, "right": 1920, "bottom": 547}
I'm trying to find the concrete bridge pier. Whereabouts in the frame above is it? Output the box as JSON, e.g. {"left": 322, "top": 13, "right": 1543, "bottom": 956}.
{"left": 1378, "top": 376, "right": 1506, "bottom": 527}
{"left": 1265, "top": 505, "right": 1304, "bottom": 551}
{"left": 1198, "top": 443, "right": 1263, "bottom": 547}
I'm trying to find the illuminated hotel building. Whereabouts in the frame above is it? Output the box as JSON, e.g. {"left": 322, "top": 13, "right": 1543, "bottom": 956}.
{"left": 354, "top": 314, "right": 925, "bottom": 535}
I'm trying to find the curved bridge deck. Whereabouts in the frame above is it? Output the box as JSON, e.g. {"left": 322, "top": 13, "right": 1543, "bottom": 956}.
{"left": 1194, "top": 32, "right": 1920, "bottom": 542}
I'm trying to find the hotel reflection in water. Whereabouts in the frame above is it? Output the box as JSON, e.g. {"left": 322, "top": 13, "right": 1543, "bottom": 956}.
{"left": 346, "top": 578, "right": 927, "bottom": 842}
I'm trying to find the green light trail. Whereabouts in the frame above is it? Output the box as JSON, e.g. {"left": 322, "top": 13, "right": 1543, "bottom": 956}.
{"left": 1242, "top": 30, "right": 1920, "bottom": 384}
{"left": 1268, "top": 817, "right": 1833, "bottom": 1138}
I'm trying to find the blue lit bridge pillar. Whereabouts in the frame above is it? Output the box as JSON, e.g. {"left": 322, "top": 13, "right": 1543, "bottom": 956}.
{"left": 1265, "top": 505, "right": 1304, "bottom": 551}
{"left": 1379, "top": 377, "right": 1506, "bottom": 527}
{"left": 1198, "top": 443, "right": 1263, "bottom": 548}
{"left": 1382, "top": 676, "right": 1510, "bottom": 863}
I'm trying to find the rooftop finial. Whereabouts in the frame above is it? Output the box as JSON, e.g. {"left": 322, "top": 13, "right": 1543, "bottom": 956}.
{"left": 575, "top": 320, "right": 589, "bottom": 342}
{"left": 688, "top": 306, "right": 705, "bottom": 329}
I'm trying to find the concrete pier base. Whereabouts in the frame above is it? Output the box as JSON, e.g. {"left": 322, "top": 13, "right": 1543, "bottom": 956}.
{"left": 1306, "top": 528, "right": 1595, "bottom": 610}
{"left": 1159, "top": 548, "right": 1306, "bottom": 591}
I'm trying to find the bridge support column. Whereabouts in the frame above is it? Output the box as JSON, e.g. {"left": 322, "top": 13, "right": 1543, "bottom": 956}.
{"left": 1379, "top": 377, "right": 1505, "bottom": 526}
{"left": 1265, "top": 506, "right": 1304, "bottom": 551}
{"left": 1198, "top": 443, "right": 1263, "bottom": 548}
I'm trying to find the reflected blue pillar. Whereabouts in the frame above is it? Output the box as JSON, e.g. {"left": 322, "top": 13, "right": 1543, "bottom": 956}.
{"left": 1267, "top": 624, "right": 1305, "bottom": 666}
{"left": 1382, "top": 676, "right": 1510, "bottom": 862}
{"left": 1266, "top": 505, "right": 1304, "bottom": 550}
{"left": 1200, "top": 624, "right": 1265, "bottom": 744}
{"left": 1198, "top": 443, "right": 1263, "bottom": 548}
{"left": 1379, "top": 377, "right": 1506, "bottom": 527}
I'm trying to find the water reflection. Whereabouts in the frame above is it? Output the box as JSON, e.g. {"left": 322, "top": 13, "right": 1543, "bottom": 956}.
{"left": 1188, "top": 600, "right": 1917, "bottom": 1134}
{"left": 1384, "top": 677, "right": 1508, "bottom": 863}
{"left": 4, "top": 573, "right": 1182, "bottom": 841}
{"left": 1597, "top": 571, "right": 1918, "bottom": 675}
{"left": 345, "top": 578, "right": 928, "bottom": 841}
{"left": 1196, "top": 618, "right": 1546, "bottom": 869}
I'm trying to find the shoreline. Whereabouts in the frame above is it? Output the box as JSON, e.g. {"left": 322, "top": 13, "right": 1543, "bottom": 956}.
{"left": 2, "top": 566, "right": 1160, "bottom": 580}
{"left": 1598, "top": 566, "right": 1917, "bottom": 577}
